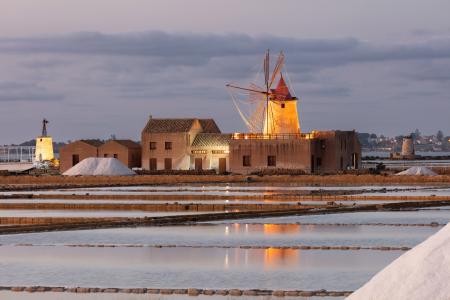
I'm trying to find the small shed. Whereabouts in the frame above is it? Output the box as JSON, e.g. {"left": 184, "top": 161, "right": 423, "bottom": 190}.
{"left": 99, "top": 140, "right": 141, "bottom": 169}
{"left": 59, "top": 140, "right": 103, "bottom": 173}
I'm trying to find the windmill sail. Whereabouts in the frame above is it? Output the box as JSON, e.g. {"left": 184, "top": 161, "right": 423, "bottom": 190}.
{"left": 226, "top": 50, "right": 301, "bottom": 135}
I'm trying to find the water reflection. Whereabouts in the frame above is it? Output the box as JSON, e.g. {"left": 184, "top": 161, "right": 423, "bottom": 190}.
{"left": 0, "top": 246, "right": 402, "bottom": 290}
{"left": 264, "top": 248, "right": 299, "bottom": 268}
{"left": 263, "top": 224, "right": 301, "bottom": 235}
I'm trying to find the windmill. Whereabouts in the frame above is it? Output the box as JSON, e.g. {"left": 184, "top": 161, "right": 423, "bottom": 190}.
{"left": 226, "top": 50, "right": 301, "bottom": 136}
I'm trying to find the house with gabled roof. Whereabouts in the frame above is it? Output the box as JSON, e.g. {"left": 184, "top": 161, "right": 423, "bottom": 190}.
{"left": 59, "top": 139, "right": 104, "bottom": 173}
{"left": 141, "top": 117, "right": 231, "bottom": 172}
{"left": 99, "top": 139, "right": 141, "bottom": 169}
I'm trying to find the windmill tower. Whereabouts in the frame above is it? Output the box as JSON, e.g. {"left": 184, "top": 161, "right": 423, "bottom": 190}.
{"left": 35, "top": 118, "right": 55, "bottom": 162}
{"left": 227, "top": 50, "right": 301, "bottom": 136}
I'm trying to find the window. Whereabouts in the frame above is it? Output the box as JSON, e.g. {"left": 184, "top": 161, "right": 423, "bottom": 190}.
{"left": 113, "top": 154, "right": 118, "bottom": 159}
{"left": 191, "top": 150, "right": 207, "bottom": 154}
{"left": 165, "top": 142, "right": 172, "bottom": 150}
{"left": 281, "top": 103, "right": 285, "bottom": 108}
{"left": 267, "top": 155, "right": 276, "bottom": 167}
{"left": 150, "top": 142, "right": 156, "bottom": 150}
{"left": 164, "top": 158, "right": 172, "bottom": 170}
{"left": 243, "top": 155, "right": 251, "bottom": 167}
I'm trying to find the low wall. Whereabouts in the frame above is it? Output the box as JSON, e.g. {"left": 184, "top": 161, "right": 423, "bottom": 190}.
{"left": 1, "top": 174, "right": 450, "bottom": 189}
{"left": 0, "top": 202, "right": 308, "bottom": 212}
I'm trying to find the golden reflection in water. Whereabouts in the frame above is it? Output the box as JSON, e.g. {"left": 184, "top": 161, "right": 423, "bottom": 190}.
{"left": 262, "top": 224, "right": 301, "bottom": 235}
{"left": 224, "top": 250, "right": 229, "bottom": 269}
{"left": 264, "top": 248, "right": 299, "bottom": 268}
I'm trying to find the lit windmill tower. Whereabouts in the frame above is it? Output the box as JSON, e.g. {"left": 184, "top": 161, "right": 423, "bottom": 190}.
{"left": 226, "top": 50, "right": 301, "bottom": 136}
{"left": 35, "top": 118, "right": 55, "bottom": 163}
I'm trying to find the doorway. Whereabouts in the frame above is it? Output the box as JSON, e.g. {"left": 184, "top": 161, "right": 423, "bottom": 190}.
{"left": 149, "top": 158, "right": 157, "bottom": 171}
{"left": 164, "top": 158, "right": 172, "bottom": 170}
{"left": 72, "top": 154, "right": 80, "bottom": 166}
{"left": 219, "top": 158, "right": 226, "bottom": 174}
{"left": 195, "top": 158, "right": 202, "bottom": 171}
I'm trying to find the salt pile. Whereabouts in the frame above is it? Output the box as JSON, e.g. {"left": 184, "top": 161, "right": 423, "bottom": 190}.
{"left": 396, "top": 166, "right": 438, "bottom": 176}
{"left": 347, "top": 222, "right": 450, "bottom": 300}
{"left": 63, "top": 158, "right": 135, "bottom": 176}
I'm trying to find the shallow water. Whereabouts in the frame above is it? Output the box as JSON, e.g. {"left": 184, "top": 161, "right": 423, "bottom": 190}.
{"left": 0, "top": 245, "right": 401, "bottom": 291}
{"left": 0, "top": 223, "right": 438, "bottom": 248}
{"left": 214, "top": 209, "right": 450, "bottom": 225}
{"left": 360, "top": 187, "right": 450, "bottom": 197}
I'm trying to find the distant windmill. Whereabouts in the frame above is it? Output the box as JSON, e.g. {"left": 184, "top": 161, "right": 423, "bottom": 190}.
{"left": 35, "top": 118, "right": 55, "bottom": 164}
{"left": 226, "top": 50, "right": 301, "bottom": 135}
{"left": 41, "top": 118, "right": 49, "bottom": 137}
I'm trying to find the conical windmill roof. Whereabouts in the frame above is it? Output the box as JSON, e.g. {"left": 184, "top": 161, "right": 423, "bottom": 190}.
{"left": 271, "top": 74, "right": 294, "bottom": 100}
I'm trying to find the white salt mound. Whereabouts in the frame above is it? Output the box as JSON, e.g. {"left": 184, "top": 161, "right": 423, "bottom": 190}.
{"left": 396, "top": 166, "right": 437, "bottom": 176}
{"left": 63, "top": 157, "right": 135, "bottom": 176}
{"left": 347, "top": 222, "right": 450, "bottom": 300}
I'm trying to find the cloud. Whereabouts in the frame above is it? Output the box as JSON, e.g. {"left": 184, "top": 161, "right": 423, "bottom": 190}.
{"left": 1, "top": 31, "right": 450, "bottom": 69}
{"left": 0, "top": 31, "right": 449, "bottom": 143}
{"left": 0, "top": 81, "right": 63, "bottom": 102}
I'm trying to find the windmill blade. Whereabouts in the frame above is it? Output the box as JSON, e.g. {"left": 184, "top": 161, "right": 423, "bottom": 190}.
{"left": 269, "top": 51, "right": 285, "bottom": 89}
{"left": 264, "top": 49, "right": 269, "bottom": 88}
{"left": 228, "top": 88, "right": 253, "bottom": 130}
{"left": 248, "top": 93, "right": 266, "bottom": 132}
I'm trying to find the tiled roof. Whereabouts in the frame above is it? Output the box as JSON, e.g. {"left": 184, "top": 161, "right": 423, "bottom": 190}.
{"left": 199, "top": 119, "right": 221, "bottom": 133}
{"left": 191, "top": 133, "right": 232, "bottom": 147}
{"left": 109, "top": 139, "right": 141, "bottom": 149}
{"left": 143, "top": 119, "right": 196, "bottom": 133}
{"left": 271, "top": 73, "right": 294, "bottom": 100}
{"left": 143, "top": 118, "right": 221, "bottom": 133}
{"left": 80, "top": 139, "right": 104, "bottom": 147}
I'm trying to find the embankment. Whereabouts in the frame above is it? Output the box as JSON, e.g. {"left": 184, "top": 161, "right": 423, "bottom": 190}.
{"left": 1, "top": 174, "right": 449, "bottom": 191}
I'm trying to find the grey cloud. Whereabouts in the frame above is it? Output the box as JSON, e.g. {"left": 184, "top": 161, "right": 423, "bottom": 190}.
{"left": 301, "top": 86, "right": 351, "bottom": 98}
{"left": 0, "top": 81, "right": 63, "bottom": 102}
{"left": 2, "top": 31, "right": 450, "bottom": 70}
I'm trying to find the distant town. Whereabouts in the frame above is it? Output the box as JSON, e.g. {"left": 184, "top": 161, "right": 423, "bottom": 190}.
{"left": 358, "top": 130, "right": 450, "bottom": 153}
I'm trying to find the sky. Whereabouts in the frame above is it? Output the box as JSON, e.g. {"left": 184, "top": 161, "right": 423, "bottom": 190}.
{"left": 1, "top": 0, "right": 450, "bottom": 144}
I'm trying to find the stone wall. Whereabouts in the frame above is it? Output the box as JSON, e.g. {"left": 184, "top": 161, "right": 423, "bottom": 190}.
{"left": 229, "top": 138, "right": 312, "bottom": 174}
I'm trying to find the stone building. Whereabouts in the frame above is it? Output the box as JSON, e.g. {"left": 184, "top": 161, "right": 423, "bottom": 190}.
{"left": 190, "top": 133, "right": 232, "bottom": 173}
{"left": 60, "top": 139, "right": 141, "bottom": 172}
{"left": 59, "top": 140, "right": 103, "bottom": 173}
{"left": 141, "top": 118, "right": 229, "bottom": 172}
{"left": 391, "top": 135, "right": 416, "bottom": 160}
{"left": 229, "top": 131, "right": 360, "bottom": 174}
{"left": 140, "top": 117, "right": 360, "bottom": 174}
{"left": 99, "top": 140, "right": 141, "bottom": 169}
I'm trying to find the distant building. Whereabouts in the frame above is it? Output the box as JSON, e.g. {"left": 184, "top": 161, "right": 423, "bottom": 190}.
{"left": 59, "top": 140, "right": 103, "bottom": 173}
{"left": 141, "top": 117, "right": 228, "bottom": 172}
{"left": 140, "top": 117, "right": 360, "bottom": 174}
{"left": 230, "top": 130, "right": 360, "bottom": 174}
{"left": 391, "top": 135, "right": 416, "bottom": 160}
{"left": 99, "top": 140, "right": 141, "bottom": 169}
{"left": 60, "top": 139, "right": 141, "bottom": 172}
{"left": 35, "top": 119, "right": 54, "bottom": 163}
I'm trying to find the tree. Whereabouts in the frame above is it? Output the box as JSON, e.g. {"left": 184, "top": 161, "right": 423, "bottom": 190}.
{"left": 437, "top": 130, "right": 444, "bottom": 142}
